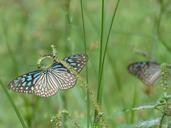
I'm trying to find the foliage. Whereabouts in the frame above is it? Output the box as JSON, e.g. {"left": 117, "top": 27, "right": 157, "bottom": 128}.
{"left": 0, "top": 0, "right": 171, "bottom": 127}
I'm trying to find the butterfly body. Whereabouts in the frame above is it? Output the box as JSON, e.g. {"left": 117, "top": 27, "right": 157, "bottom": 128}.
{"left": 9, "top": 54, "right": 87, "bottom": 97}
{"left": 128, "top": 61, "right": 161, "bottom": 86}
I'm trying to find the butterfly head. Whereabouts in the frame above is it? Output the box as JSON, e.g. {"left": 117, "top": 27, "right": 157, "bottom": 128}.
{"left": 128, "top": 62, "right": 150, "bottom": 75}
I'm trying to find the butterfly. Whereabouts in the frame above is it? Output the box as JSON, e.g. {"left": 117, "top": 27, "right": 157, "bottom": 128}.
{"left": 8, "top": 54, "right": 87, "bottom": 97}
{"left": 128, "top": 61, "right": 161, "bottom": 86}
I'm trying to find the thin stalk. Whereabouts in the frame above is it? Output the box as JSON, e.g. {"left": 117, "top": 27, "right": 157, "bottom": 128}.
{"left": 5, "top": 41, "right": 18, "bottom": 76}
{"left": 61, "top": 93, "right": 68, "bottom": 128}
{"left": 130, "top": 87, "right": 137, "bottom": 123}
{"left": 157, "top": 0, "right": 171, "bottom": 53}
{"left": 62, "top": 0, "right": 71, "bottom": 127}
{"left": 96, "top": 0, "right": 105, "bottom": 106}
{"left": 64, "top": 0, "right": 71, "bottom": 53}
{"left": 80, "top": 0, "right": 90, "bottom": 128}
{"left": 16, "top": 0, "right": 29, "bottom": 48}
{"left": 0, "top": 80, "right": 27, "bottom": 128}
{"left": 93, "top": 0, "right": 105, "bottom": 126}
{"left": 99, "top": 0, "right": 120, "bottom": 85}
{"left": 30, "top": 97, "right": 40, "bottom": 128}
{"left": 94, "top": 0, "right": 120, "bottom": 125}
{"left": 1, "top": 19, "right": 18, "bottom": 76}
{"left": 159, "top": 113, "right": 165, "bottom": 128}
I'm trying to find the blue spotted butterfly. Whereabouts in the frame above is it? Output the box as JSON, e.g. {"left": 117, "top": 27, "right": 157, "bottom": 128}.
{"left": 8, "top": 54, "right": 87, "bottom": 97}
{"left": 128, "top": 61, "right": 161, "bottom": 86}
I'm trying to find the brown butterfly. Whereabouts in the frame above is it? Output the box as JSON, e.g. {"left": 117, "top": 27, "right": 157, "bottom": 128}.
{"left": 128, "top": 62, "right": 161, "bottom": 86}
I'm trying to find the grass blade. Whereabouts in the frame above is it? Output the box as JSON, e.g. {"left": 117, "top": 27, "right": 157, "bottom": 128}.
{"left": 94, "top": 0, "right": 120, "bottom": 126}
{"left": 80, "top": 0, "right": 90, "bottom": 127}
{"left": 0, "top": 80, "right": 27, "bottom": 128}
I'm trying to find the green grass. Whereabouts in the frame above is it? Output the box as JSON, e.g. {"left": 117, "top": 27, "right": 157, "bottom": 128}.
{"left": 0, "top": 0, "right": 171, "bottom": 127}
{"left": 0, "top": 80, "right": 27, "bottom": 128}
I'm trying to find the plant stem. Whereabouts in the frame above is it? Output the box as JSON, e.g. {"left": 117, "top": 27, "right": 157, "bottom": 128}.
{"left": 0, "top": 80, "right": 27, "bottom": 128}
{"left": 80, "top": 0, "right": 90, "bottom": 127}
{"left": 156, "top": 0, "right": 171, "bottom": 53}
{"left": 1, "top": 18, "right": 19, "bottom": 76}
{"left": 61, "top": 0, "right": 71, "bottom": 127}
{"left": 96, "top": 0, "right": 105, "bottom": 106}
{"left": 94, "top": 1, "right": 105, "bottom": 125}
{"left": 159, "top": 113, "right": 165, "bottom": 128}
{"left": 94, "top": 0, "right": 120, "bottom": 126}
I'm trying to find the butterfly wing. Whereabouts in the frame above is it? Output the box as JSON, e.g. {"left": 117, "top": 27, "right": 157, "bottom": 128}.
{"left": 47, "top": 54, "right": 87, "bottom": 90}
{"left": 8, "top": 63, "right": 75, "bottom": 97}
{"left": 21, "top": 63, "right": 76, "bottom": 97}
{"left": 128, "top": 62, "right": 161, "bottom": 85}
{"left": 49, "top": 63, "right": 77, "bottom": 90}
{"left": 32, "top": 71, "right": 61, "bottom": 97}
{"left": 64, "top": 54, "right": 87, "bottom": 72}
{"left": 8, "top": 70, "right": 42, "bottom": 94}
{"left": 8, "top": 54, "right": 87, "bottom": 97}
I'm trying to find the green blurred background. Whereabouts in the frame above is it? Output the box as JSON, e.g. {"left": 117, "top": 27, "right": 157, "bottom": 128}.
{"left": 0, "top": 0, "right": 171, "bottom": 127}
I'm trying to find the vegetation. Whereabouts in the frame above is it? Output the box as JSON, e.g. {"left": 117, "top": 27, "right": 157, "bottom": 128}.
{"left": 0, "top": 0, "right": 171, "bottom": 127}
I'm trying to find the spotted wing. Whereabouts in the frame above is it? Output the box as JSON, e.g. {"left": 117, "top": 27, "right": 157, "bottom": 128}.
{"left": 64, "top": 54, "right": 87, "bottom": 73}
{"left": 8, "top": 70, "right": 42, "bottom": 94}
{"left": 30, "top": 72, "right": 58, "bottom": 97}
{"left": 8, "top": 54, "right": 87, "bottom": 97}
{"left": 128, "top": 61, "right": 161, "bottom": 85}
{"left": 8, "top": 63, "right": 75, "bottom": 97}
{"left": 32, "top": 62, "right": 76, "bottom": 97}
